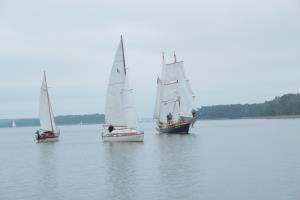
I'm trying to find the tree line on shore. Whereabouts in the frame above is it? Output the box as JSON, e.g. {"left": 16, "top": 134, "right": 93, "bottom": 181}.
{"left": 0, "top": 114, "right": 105, "bottom": 128}
{"left": 198, "top": 93, "right": 300, "bottom": 119}
{"left": 1, "top": 93, "right": 300, "bottom": 127}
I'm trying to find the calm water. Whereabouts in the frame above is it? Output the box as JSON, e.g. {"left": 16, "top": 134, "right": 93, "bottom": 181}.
{"left": 0, "top": 119, "right": 300, "bottom": 200}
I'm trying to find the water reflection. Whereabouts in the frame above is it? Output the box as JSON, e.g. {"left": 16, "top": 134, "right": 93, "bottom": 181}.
{"left": 103, "top": 142, "right": 144, "bottom": 200}
{"left": 36, "top": 143, "right": 61, "bottom": 200}
{"left": 154, "top": 133, "right": 205, "bottom": 199}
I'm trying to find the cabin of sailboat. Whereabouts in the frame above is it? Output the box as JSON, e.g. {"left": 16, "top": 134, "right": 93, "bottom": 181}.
{"left": 35, "top": 71, "right": 60, "bottom": 142}
{"left": 102, "top": 36, "right": 144, "bottom": 142}
{"left": 153, "top": 53, "right": 199, "bottom": 134}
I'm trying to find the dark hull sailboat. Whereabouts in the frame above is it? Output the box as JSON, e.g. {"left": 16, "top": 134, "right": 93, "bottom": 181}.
{"left": 36, "top": 71, "right": 60, "bottom": 143}
{"left": 35, "top": 130, "right": 60, "bottom": 143}
{"left": 153, "top": 53, "right": 199, "bottom": 135}
{"left": 157, "top": 122, "right": 191, "bottom": 134}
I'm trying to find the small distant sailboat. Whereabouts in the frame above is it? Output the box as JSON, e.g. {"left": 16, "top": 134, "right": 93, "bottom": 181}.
{"left": 153, "top": 53, "right": 199, "bottom": 134}
{"left": 35, "top": 71, "right": 60, "bottom": 142}
{"left": 102, "top": 36, "right": 144, "bottom": 142}
{"left": 11, "top": 120, "right": 16, "bottom": 128}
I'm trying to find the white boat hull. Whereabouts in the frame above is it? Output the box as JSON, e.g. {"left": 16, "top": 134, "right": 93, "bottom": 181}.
{"left": 102, "top": 125, "right": 144, "bottom": 142}
{"left": 102, "top": 133, "right": 144, "bottom": 142}
{"left": 102, "top": 127, "right": 144, "bottom": 142}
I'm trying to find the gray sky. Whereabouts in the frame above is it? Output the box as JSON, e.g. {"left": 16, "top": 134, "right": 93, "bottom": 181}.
{"left": 0, "top": 0, "right": 299, "bottom": 118}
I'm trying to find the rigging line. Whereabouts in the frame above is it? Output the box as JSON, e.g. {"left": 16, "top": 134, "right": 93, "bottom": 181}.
{"left": 44, "top": 72, "right": 54, "bottom": 132}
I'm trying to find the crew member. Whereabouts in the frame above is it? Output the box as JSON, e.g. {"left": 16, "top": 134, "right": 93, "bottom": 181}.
{"left": 35, "top": 130, "right": 40, "bottom": 140}
{"left": 108, "top": 125, "right": 115, "bottom": 133}
{"left": 167, "top": 112, "right": 173, "bottom": 124}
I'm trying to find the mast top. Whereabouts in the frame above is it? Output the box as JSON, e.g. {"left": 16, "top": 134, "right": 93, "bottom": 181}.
{"left": 162, "top": 52, "right": 165, "bottom": 64}
{"left": 120, "top": 35, "right": 127, "bottom": 75}
{"left": 174, "top": 52, "right": 177, "bottom": 63}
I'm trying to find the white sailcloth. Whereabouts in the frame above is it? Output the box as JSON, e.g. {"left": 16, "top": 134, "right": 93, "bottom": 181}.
{"left": 153, "top": 77, "right": 162, "bottom": 119}
{"left": 122, "top": 76, "right": 139, "bottom": 129}
{"left": 39, "top": 72, "right": 57, "bottom": 132}
{"left": 155, "top": 60, "right": 196, "bottom": 123}
{"left": 105, "top": 37, "right": 139, "bottom": 129}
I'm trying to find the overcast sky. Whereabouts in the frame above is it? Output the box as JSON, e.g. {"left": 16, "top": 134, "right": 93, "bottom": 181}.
{"left": 0, "top": 0, "right": 299, "bottom": 118}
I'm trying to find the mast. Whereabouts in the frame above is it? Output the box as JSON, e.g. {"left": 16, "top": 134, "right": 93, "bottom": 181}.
{"left": 174, "top": 52, "right": 177, "bottom": 63}
{"left": 121, "top": 35, "right": 127, "bottom": 75}
{"left": 44, "top": 71, "right": 54, "bottom": 132}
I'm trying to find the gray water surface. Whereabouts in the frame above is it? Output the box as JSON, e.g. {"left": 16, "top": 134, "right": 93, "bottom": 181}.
{"left": 0, "top": 119, "right": 300, "bottom": 200}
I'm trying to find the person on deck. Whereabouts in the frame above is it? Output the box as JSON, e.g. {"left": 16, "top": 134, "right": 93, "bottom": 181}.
{"left": 108, "top": 125, "right": 115, "bottom": 133}
{"left": 167, "top": 112, "right": 173, "bottom": 124}
{"left": 35, "top": 130, "right": 40, "bottom": 139}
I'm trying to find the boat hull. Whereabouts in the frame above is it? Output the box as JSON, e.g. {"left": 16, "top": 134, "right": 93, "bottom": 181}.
{"left": 102, "top": 128, "right": 144, "bottom": 142}
{"left": 36, "top": 136, "right": 59, "bottom": 143}
{"left": 35, "top": 130, "right": 60, "bottom": 143}
{"left": 157, "top": 122, "right": 190, "bottom": 134}
{"left": 102, "top": 133, "right": 144, "bottom": 142}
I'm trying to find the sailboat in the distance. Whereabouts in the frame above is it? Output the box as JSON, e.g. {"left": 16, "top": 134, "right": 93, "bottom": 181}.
{"left": 11, "top": 120, "right": 16, "bottom": 128}
{"left": 102, "top": 36, "right": 144, "bottom": 142}
{"left": 35, "top": 71, "right": 60, "bottom": 142}
{"left": 153, "top": 53, "right": 199, "bottom": 134}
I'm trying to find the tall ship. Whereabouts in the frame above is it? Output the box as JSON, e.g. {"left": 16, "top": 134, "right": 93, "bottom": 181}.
{"left": 153, "top": 53, "right": 199, "bottom": 134}
{"left": 35, "top": 71, "right": 60, "bottom": 142}
{"left": 102, "top": 36, "right": 144, "bottom": 142}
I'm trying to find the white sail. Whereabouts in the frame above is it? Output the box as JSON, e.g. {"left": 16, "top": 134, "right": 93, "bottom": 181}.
{"left": 105, "top": 37, "right": 139, "bottom": 129}
{"left": 122, "top": 76, "right": 139, "bottom": 129}
{"left": 153, "top": 77, "right": 162, "bottom": 119}
{"left": 39, "top": 72, "right": 57, "bottom": 132}
{"left": 12, "top": 121, "right": 16, "bottom": 128}
{"left": 155, "top": 58, "right": 196, "bottom": 122}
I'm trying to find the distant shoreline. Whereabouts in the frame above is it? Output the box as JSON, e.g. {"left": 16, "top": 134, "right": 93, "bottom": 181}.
{"left": 2, "top": 93, "right": 300, "bottom": 128}
{"left": 198, "top": 115, "right": 300, "bottom": 120}
{"left": 1, "top": 115, "right": 300, "bottom": 128}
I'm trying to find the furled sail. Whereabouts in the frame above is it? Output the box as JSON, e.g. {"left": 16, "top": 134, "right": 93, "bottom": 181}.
{"left": 39, "top": 72, "right": 57, "bottom": 132}
{"left": 105, "top": 36, "right": 139, "bottom": 129}
{"left": 155, "top": 58, "right": 196, "bottom": 123}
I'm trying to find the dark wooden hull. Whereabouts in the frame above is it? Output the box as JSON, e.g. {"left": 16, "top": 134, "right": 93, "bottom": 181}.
{"left": 35, "top": 130, "right": 59, "bottom": 142}
{"left": 157, "top": 122, "right": 190, "bottom": 134}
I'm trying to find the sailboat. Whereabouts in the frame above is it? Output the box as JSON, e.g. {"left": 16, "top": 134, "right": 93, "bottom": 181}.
{"left": 35, "top": 71, "right": 60, "bottom": 142}
{"left": 153, "top": 53, "right": 199, "bottom": 134}
{"left": 11, "top": 120, "right": 16, "bottom": 128}
{"left": 102, "top": 36, "right": 144, "bottom": 142}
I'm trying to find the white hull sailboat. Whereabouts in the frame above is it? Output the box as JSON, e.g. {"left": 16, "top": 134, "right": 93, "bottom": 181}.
{"left": 11, "top": 120, "right": 16, "bottom": 128}
{"left": 153, "top": 53, "right": 199, "bottom": 134}
{"left": 35, "top": 71, "right": 60, "bottom": 143}
{"left": 102, "top": 126, "right": 144, "bottom": 142}
{"left": 102, "top": 36, "right": 144, "bottom": 142}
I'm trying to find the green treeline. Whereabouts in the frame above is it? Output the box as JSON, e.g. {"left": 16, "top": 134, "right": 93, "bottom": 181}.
{"left": 0, "top": 114, "right": 105, "bottom": 128}
{"left": 1, "top": 93, "right": 300, "bottom": 128}
{"left": 199, "top": 93, "right": 300, "bottom": 119}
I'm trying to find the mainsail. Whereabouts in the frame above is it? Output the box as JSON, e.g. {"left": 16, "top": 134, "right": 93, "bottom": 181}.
{"left": 39, "top": 72, "right": 57, "bottom": 132}
{"left": 105, "top": 36, "right": 139, "bottom": 129}
{"left": 154, "top": 56, "right": 196, "bottom": 123}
